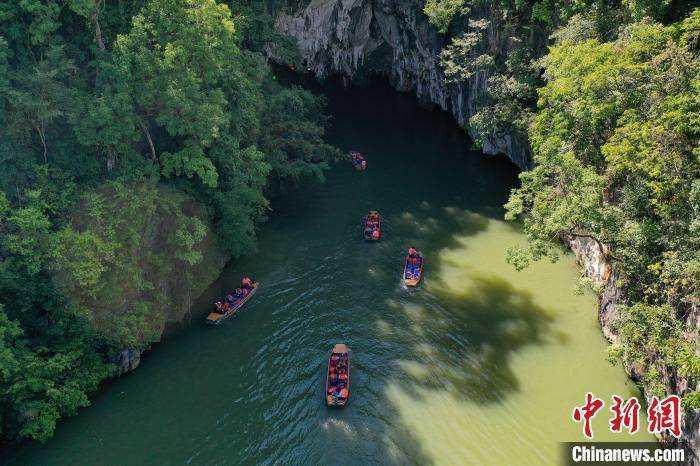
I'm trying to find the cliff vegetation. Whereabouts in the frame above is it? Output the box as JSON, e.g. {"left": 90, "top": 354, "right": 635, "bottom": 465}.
{"left": 0, "top": 0, "right": 338, "bottom": 442}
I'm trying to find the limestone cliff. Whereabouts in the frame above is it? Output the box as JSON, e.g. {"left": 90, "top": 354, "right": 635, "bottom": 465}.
{"left": 274, "top": 0, "right": 532, "bottom": 169}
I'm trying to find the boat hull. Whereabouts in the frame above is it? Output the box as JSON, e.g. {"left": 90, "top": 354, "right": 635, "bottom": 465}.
{"left": 206, "top": 283, "right": 258, "bottom": 325}
{"left": 325, "top": 344, "right": 350, "bottom": 407}
{"left": 350, "top": 151, "right": 366, "bottom": 171}
{"left": 403, "top": 255, "right": 424, "bottom": 287}
{"left": 364, "top": 210, "right": 381, "bottom": 241}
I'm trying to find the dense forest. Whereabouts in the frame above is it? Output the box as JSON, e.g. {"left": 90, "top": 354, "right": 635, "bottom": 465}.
{"left": 0, "top": 0, "right": 338, "bottom": 442}
{"left": 0, "top": 0, "right": 698, "bottom": 447}
{"left": 425, "top": 0, "right": 700, "bottom": 419}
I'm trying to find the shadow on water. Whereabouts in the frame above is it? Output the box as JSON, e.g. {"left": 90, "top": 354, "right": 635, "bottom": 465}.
{"left": 388, "top": 204, "right": 491, "bottom": 256}
{"left": 351, "top": 271, "right": 555, "bottom": 465}
{"left": 391, "top": 275, "right": 553, "bottom": 403}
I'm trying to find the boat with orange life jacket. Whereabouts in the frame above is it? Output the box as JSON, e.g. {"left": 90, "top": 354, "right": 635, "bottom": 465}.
{"left": 325, "top": 343, "right": 350, "bottom": 407}
{"left": 403, "top": 249, "right": 424, "bottom": 286}
{"left": 364, "top": 210, "right": 381, "bottom": 241}
{"left": 206, "top": 279, "right": 258, "bottom": 325}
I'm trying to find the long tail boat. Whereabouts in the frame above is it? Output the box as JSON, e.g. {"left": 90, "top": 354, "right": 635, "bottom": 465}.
{"left": 325, "top": 344, "right": 350, "bottom": 407}
{"left": 206, "top": 282, "right": 258, "bottom": 325}
{"left": 403, "top": 254, "right": 424, "bottom": 287}
{"left": 364, "top": 210, "right": 381, "bottom": 241}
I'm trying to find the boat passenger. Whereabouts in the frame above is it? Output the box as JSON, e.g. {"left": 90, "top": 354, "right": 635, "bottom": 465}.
{"left": 242, "top": 277, "right": 253, "bottom": 289}
{"left": 408, "top": 247, "right": 417, "bottom": 258}
{"left": 372, "top": 230, "right": 380, "bottom": 240}
{"left": 226, "top": 293, "right": 234, "bottom": 303}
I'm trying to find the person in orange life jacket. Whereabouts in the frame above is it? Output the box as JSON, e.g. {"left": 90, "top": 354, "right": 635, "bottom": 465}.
{"left": 242, "top": 277, "right": 253, "bottom": 290}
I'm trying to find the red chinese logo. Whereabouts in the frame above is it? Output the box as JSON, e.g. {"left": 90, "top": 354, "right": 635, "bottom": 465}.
{"left": 609, "top": 395, "right": 641, "bottom": 434}
{"left": 572, "top": 392, "right": 605, "bottom": 438}
{"left": 647, "top": 395, "right": 681, "bottom": 438}
{"left": 572, "top": 393, "right": 682, "bottom": 438}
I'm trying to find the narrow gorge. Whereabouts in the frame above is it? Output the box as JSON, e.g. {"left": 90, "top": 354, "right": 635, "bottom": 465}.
{"left": 272, "top": 1, "right": 700, "bottom": 461}
{"left": 1, "top": 0, "right": 697, "bottom": 463}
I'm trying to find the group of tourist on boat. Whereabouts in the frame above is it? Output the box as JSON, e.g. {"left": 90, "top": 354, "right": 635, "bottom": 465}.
{"left": 404, "top": 247, "right": 424, "bottom": 286}
{"left": 205, "top": 150, "right": 423, "bottom": 409}
{"left": 364, "top": 210, "right": 381, "bottom": 241}
{"left": 206, "top": 276, "right": 258, "bottom": 325}
{"left": 350, "top": 151, "right": 367, "bottom": 170}
{"left": 326, "top": 344, "right": 350, "bottom": 407}
{"left": 362, "top": 206, "right": 424, "bottom": 286}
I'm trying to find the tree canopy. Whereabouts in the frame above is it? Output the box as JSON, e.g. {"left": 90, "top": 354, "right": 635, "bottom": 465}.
{"left": 502, "top": 11, "right": 700, "bottom": 405}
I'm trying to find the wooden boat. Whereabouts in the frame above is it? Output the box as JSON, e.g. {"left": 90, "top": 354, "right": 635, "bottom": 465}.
{"left": 206, "top": 282, "right": 258, "bottom": 325}
{"left": 363, "top": 210, "right": 381, "bottom": 241}
{"left": 403, "top": 254, "right": 424, "bottom": 287}
{"left": 325, "top": 343, "right": 350, "bottom": 407}
{"left": 350, "top": 151, "right": 366, "bottom": 171}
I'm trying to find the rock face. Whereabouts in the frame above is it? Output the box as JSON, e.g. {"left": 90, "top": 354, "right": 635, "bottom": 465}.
{"left": 275, "top": 0, "right": 532, "bottom": 169}
{"left": 110, "top": 348, "right": 142, "bottom": 377}
{"left": 109, "top": 216, "right": 228, "bottom": 377}
{"left": 567, "top": 236, "right": 700, "bottom": 464}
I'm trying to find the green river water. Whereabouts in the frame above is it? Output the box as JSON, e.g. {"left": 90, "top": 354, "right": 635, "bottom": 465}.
{"left": 3, "top": 83, "right": 653, "bottom": 465}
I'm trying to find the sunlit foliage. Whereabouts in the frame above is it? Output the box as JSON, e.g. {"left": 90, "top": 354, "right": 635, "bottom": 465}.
{"left": 0, "top": 0, "right": 337, "bottom": 442}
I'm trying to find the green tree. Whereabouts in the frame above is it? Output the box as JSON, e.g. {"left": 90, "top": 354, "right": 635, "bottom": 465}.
{"left": 506, "top": 14, "right": 700, "bottom": 400}
{"left": 106, "top": 0, "right": 250, "bottom": 187}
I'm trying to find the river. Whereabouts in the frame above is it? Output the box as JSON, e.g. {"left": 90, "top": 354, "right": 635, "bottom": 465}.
{"left": 3, "top": 82, "right": 652, "bottom": 465}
